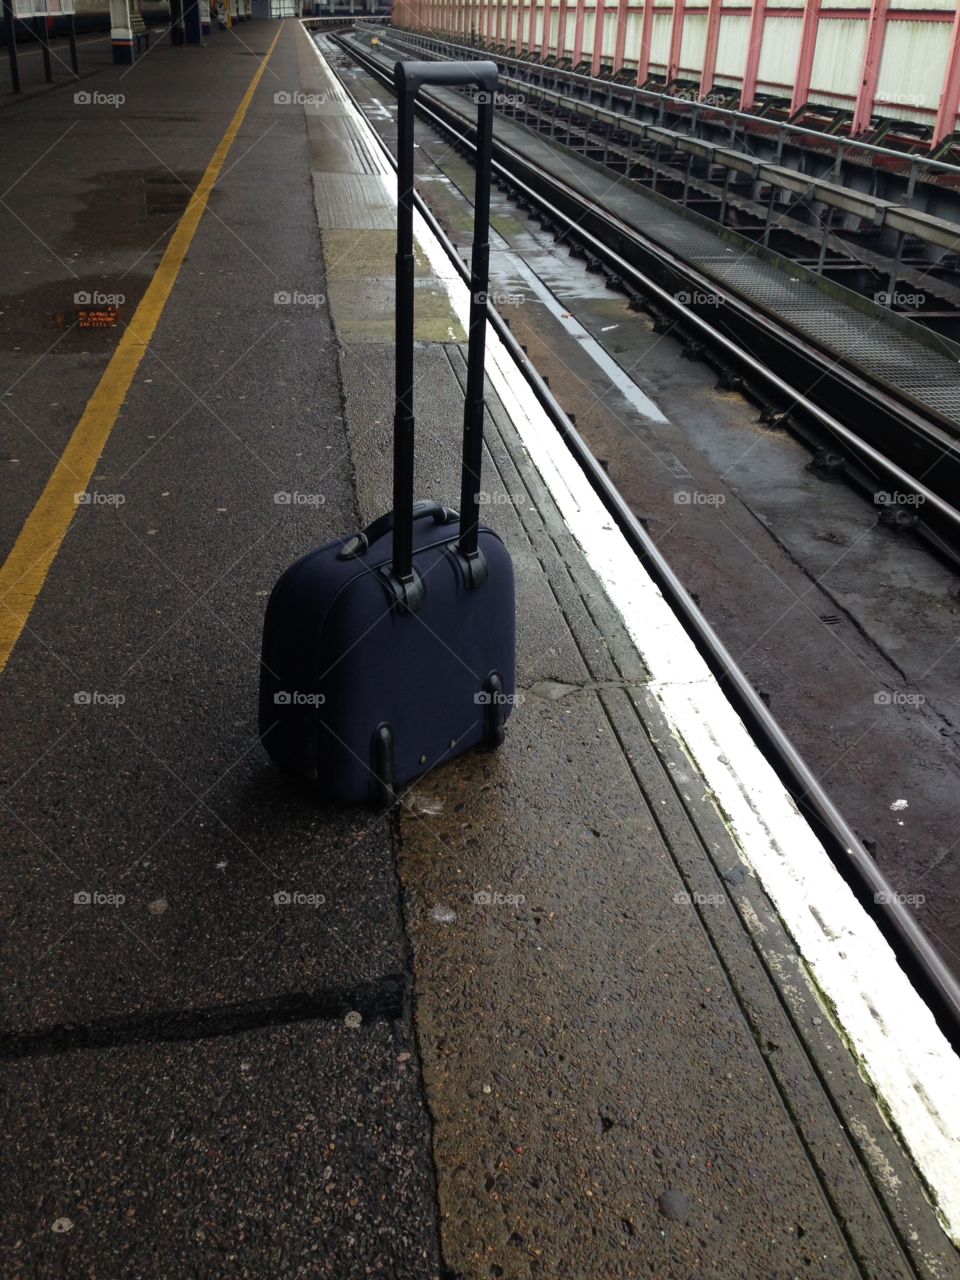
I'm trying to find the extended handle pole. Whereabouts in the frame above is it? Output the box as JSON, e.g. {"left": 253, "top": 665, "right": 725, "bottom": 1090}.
{"left": 393, "top": 77, "right": 417, "bottom": 588}
{"left": 390, "top": 60, "right": 499, "bottom": 600}
{"left": 457, "top": 92, "right": 494, "bottom": 569}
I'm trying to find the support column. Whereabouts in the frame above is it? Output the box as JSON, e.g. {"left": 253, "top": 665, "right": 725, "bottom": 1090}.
{"left": 527, "top": 0, "right": 537, "bottom": 54}
{"left": 790, "top": 0, "right": 821, "bottom": 114}
{"left": 613, "top": 0, "right": 629, "bottom": 71}
{"left": 592, "top": 0, "right": 604, "bottom": 73}
{"left": 933, "top": 4, "right": 960, "bottom": 144}
{"left": 182, "top": 0, "right": 203, "bottom": 43}
{"left": 67, "top": 9, "right": 79, "bottom": 71}
{"left": 666, "top": 0, "right": 684, "bottom": 83}
{"left": 572, "top": 0, "right": 586, "bottom": 64}
{"left": 3, "top": 0, "right": 20, "bottom": 93}
{"left": 109, "top": 0, "right": 135, "bottom": 61}
{"left": 739, "top": 0, "right": 765, "bottom": 109}
{"left": 637, "top": 0, "right": 654, "bottom": 82}
{"left": 851, "top": 0, "right": 890, "bottom": 135}
{"left": 700, "top": 0, "right": 721, "bottom": 97}
{"left": 556, "top": 0, "right": 570, "bottom": 61}
{"left": 33, "top": 13, "right": 52, "bottom": 80}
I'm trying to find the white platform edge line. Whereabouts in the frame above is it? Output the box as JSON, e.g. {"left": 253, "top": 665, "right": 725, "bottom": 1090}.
{"left": 304, "top": 30, "right": 960, "bottom": 1244}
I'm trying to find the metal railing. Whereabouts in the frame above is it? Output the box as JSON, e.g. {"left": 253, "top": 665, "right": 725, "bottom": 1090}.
{"left": 384, "top": 25, "right": 960, "bottom": 186}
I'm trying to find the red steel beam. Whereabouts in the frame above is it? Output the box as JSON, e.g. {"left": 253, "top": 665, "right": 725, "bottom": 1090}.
{"left": 636, "top": 0, "right": 655, "bottom": 82}
{"left": 933, "top": 2, "right": 960, "bottom": 144}
{"left": 593, "top": 0, "right": 605, "bottom": 72}
{"left": 790, "top": 0, "right": 822, "bottom": 113}
{"left": 700, "top": 0, "right": 722, "bottom": 96}
{"left": 573, "top": 0, "right": 587, "bottom": 64}
{"left": 613, "top": 0, "right": 630, "bottom": 69}
{"left": 528, "top": 0, "right": 538, "bottom": 53}
{"left": 740, "top": 0, "right": 766, "bottom": 109}
{"left": 557, "top": 0, "right": 571, "bottom": 60}
{"left": 666, "top": 0, "right": 685, "bottom": 82}
{"left": 851, "top": 0, "right": 891, "bottom": 134}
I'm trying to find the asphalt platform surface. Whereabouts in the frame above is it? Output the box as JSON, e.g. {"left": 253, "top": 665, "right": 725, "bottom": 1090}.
{"left": 1, "top": 17, "right": 959, "bottom": 1280}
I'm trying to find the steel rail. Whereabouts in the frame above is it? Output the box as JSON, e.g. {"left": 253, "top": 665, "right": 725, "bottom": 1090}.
{"left": 341, "top": 33, "right": 960, "bottom": 562}
{"left": 331, "top": 33, "right": 960, "bottom": 1048}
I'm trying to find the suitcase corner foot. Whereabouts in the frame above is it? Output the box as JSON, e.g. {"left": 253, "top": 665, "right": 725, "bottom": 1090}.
{"left": 372, "top": 723, "right": 398, "bottom": 808}
{"left": 482, "top": 672, "right": 506, "bottom": 750}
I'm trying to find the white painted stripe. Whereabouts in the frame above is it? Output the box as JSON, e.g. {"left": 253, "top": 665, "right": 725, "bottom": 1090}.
{"left": 304, "top": 29, "right": 960, "bottom": 1244}
{"left": 502, "top": 256, "right": 668, "bottom": 423}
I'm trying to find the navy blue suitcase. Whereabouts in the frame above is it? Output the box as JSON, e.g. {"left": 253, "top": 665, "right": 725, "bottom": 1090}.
{"left": 258, "top": 59, "right": 516, "bottom": 807}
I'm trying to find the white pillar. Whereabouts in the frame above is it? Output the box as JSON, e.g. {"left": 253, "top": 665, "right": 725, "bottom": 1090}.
{"left": 109, "top": 0, "right": 134, "bottom": 62}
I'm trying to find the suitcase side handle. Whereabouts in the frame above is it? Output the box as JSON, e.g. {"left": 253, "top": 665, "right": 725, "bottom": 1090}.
{"left": 390, "top": 58, "right": 498, "bottom": 609}
{"left": 337, "top": 500, "right": 457, "bottom": 560}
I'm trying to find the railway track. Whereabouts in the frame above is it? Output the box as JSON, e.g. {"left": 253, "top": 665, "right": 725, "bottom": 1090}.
{"left": 340, "top": 30, "right": 960, "bottom": 572}
{"left": 376, "top": 28, "right": 960, "bottom": 337}
{"left": 324, "top": 29, "right": 960, "bottom": 1045}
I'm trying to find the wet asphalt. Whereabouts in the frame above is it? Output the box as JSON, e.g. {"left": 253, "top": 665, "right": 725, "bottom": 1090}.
{"left": 1, "top": 23, "right": 439, "bottom": 1279}
{"left": 2, "top": 19, "right": 960, "bottom": 1280}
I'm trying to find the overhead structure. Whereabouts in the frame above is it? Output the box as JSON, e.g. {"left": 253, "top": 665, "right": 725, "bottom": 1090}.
{"left": 392, "top": 0, "right": 960, "bottom": 147}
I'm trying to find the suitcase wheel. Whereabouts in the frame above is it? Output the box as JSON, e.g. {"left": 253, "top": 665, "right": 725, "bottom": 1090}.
{"left": 372, "top": 723, "right": 398, "bottom": 809}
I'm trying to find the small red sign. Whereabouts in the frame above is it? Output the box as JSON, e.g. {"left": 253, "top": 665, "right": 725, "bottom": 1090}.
{"left": 77, "top": 306, "right": 119, "bottom": 329}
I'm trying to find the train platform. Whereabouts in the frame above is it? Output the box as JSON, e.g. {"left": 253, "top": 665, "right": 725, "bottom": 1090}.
{"left": 1, "top": 16, "right": 959, "bottom": 1280}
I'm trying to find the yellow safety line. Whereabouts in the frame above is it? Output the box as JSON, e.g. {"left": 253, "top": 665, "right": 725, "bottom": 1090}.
{"left": 0, "top": 25, "right": 283, "bottom": 675}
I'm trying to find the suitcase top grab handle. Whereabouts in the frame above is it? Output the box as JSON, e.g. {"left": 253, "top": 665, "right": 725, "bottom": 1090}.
{"left": 389, "top": 59, "right": 498, "bottom": 611}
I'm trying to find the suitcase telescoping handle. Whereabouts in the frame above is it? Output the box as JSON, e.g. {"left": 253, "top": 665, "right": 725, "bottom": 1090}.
{"left": 389, "top": 58, "right": 498, "bottom": 612}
